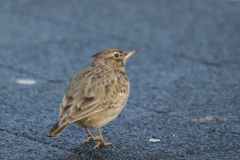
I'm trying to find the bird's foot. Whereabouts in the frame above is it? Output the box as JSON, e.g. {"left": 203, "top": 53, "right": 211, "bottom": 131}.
{"left": 94, "top": 140, "right": 112, "bottom": 149}
{"left": 82, "top": 135, "right": 100, "bottom": 143}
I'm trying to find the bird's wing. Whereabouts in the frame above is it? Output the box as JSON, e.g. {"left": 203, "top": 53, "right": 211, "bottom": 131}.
{"left": 58, "top": 67, "right": 129, "bottom": 125}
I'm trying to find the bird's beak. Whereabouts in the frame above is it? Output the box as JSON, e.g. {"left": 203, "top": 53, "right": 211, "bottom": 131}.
{"left": 125, "top": 50, "right": 138, "bottom": 59}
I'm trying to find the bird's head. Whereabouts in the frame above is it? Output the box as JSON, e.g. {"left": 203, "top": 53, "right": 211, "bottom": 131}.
{"left": 91, "top": 49, "right": 138, "bottom": 71}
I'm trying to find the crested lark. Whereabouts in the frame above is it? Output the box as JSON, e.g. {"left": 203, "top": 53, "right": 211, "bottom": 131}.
{"left": 46, "top": 49, "right": 137, "bottom": 149}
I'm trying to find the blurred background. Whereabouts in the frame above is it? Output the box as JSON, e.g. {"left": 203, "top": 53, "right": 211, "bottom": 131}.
{"left": 1, "top": 0, "right": 240, "bottom": 79}
{"left": 1, "top": 0, "right": 240, "bottom": 159}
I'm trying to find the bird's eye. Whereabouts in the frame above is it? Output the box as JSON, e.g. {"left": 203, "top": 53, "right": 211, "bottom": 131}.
{"left": 114, "top": 54, "right": 119, "bottom": 57}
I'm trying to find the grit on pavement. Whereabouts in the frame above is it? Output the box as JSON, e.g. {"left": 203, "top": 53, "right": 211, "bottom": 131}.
{"left": 0, "top": 0, "right": 240, "bottom": 159}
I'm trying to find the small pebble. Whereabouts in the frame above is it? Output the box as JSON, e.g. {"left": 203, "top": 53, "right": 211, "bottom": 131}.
{"left": 149, "top": 138, "right": 160, "bottom": 142}
{"left": 16, "top": 79, "right": 36, "bottom": 85}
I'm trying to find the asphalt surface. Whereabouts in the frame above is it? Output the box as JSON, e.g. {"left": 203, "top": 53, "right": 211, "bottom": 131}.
{"left": 1, "top": 0, "right": 240, "bottom": 159}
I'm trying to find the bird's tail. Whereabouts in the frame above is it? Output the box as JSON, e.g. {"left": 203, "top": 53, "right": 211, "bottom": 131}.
{"left": 46, "top": 121, "right": 69, "bottom": 138}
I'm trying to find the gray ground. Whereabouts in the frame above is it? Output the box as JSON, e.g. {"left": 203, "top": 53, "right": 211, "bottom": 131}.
{"left": 0, "top": 0, "right": 240, "bottom": 159}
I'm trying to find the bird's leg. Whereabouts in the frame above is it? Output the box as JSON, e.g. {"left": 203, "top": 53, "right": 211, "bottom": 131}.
{"left": 82, "top": 128, "right": 100, "bottom": 143}
{"left": 94, "top": 128, "right": 112, "bottom": 149}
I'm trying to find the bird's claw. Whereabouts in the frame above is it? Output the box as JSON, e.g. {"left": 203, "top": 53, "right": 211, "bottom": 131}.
{"left": 94, "top": 140, "right": 112, "bottom": 149}
{"left": 82, "top": 135, "right": 100, "bottom": 143}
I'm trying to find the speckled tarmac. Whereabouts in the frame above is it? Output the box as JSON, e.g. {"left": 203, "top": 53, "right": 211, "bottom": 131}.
{"left": 0, "top": 0, "right": 240, "bottom": 159}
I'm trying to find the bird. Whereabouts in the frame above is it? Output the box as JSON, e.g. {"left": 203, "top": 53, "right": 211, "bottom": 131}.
{"left": 46, "top": 49, "right": 137, "bottom": 149}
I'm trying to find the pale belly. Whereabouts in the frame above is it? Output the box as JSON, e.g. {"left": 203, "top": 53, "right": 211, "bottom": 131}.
{"left": 72, "top": 104, "right": 126, "bottom": 130}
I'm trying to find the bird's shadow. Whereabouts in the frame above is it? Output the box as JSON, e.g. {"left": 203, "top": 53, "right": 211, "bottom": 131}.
{"left": 63, "top": 141, "right": 125, "bottom": 160}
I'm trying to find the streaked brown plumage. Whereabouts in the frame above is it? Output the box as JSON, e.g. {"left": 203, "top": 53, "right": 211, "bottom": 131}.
{"left": 46, "top": 49, "right": 137, "bottom": 149}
